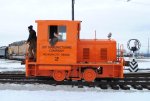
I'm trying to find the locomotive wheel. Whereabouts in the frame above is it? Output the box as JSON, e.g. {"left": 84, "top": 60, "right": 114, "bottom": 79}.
{"left": 53, "top": 70, "right": 66, "bottom": 81}
{"left": 83, "top": 69, "right": 96, "bottom": 82}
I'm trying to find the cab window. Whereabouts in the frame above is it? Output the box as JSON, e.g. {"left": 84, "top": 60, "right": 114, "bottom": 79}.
{"left": 49, "top": 25, "right": 66, "bottom": 41}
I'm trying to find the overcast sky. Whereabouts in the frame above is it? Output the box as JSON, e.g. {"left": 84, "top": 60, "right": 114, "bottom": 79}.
{"left": 0, "top": 0, "right": 150, "bottom": 52}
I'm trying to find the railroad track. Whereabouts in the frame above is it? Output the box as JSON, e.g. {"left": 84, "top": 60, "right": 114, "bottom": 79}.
{"left": 0, "top": 72, "right": 150, "bottom": 90}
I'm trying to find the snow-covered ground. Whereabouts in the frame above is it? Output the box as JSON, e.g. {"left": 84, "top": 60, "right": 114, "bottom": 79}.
{"left": 0, "top": 59, "right": 24, "bottom": 72}
{"left": 0, "top": 59, "right": 150, "bottom": 101}
{"left": 0, "top": 83, "right": 150, "bottom": 101}
{"left": 124, "top": 58, "right": 150, "bottom": 73}
{"left": 124, "top": 57, "right": 150, "bottom": 69}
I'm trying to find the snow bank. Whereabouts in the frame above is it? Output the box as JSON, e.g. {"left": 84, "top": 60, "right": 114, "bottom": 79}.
{"left": 0, "top": 84, "right": 149, "bottom": 101}
{"left": 1, "top": 90, "right": 149, "bottom": 101}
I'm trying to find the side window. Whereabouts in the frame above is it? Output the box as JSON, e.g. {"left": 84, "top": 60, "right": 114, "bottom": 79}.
{"left": 58, "top": 26, "right": 66, "bottom": 41}
{"left": 49, "top": 25, "right": 67, "bottom": 41}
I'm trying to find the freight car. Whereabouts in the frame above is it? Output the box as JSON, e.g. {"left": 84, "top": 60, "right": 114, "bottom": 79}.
{"left": 25, "top": 20, "right": 124, "bottom": 82}
{"left": 0, "top": 46, "right": 8, "bottom": 58}
{"left": 8, "top": 41, "right": 26, "bottom": 60}
{"left": 0, "top": 41, "right": 27, "bottom": 60}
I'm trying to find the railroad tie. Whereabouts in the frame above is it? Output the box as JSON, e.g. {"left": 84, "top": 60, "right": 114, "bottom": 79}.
{"left": 119, "top": 85, "right": 130, "bottom": 90}
{"left": 98, "top": 84, "right": 108, "bottom": 89}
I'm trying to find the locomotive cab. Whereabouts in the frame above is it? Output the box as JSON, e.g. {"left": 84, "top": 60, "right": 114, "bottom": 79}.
{"left": 35, "top": 20, "right": 80, "bottom": 64}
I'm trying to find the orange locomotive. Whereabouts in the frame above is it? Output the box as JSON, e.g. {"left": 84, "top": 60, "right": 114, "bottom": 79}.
{"left": 25, "top": 20, "right": 124, "bottom": 82}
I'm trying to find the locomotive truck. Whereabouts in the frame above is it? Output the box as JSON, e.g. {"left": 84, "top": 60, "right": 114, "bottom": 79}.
{"left": 25, "top": 20, "right": 124, "bottom": 82}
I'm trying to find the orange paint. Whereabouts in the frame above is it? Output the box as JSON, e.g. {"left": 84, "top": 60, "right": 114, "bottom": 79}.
{"left": 25, "top": 20, "right": 124, "bottom": 82}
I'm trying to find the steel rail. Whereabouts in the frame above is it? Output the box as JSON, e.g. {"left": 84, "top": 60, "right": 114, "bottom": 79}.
{"left": 0, "top": 72, "right": 149, "bottom": 90}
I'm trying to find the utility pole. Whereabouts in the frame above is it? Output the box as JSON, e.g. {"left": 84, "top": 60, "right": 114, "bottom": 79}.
{"left": 72, "top": 0, "right": 75, "bottom": 20}
{"left": 148, "top": 37, "right": 149, "bottom": 57}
